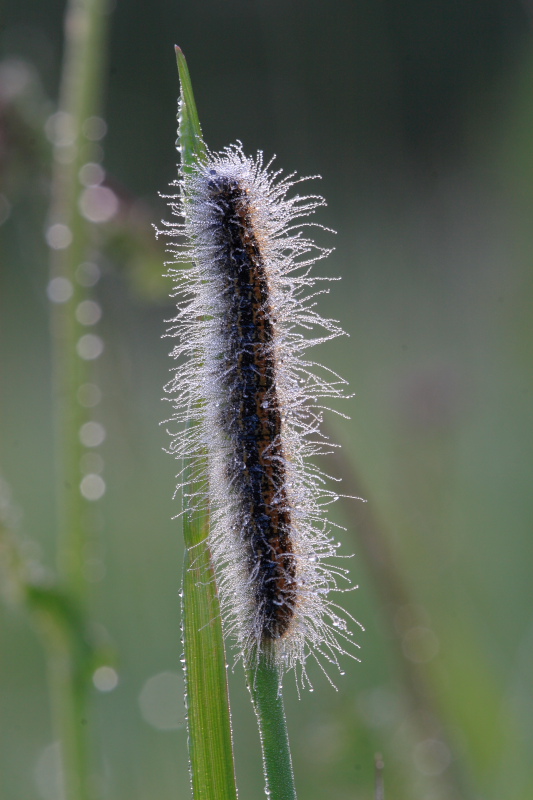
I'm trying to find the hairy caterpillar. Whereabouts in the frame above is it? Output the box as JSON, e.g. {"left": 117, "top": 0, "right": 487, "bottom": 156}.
{"left": 159, "top": 144, "right": 360, "bottom": 683}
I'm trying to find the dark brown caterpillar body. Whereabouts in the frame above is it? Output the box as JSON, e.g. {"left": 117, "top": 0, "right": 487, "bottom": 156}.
{"left": 208, "top": 171, "right": 297, "bottom": 639}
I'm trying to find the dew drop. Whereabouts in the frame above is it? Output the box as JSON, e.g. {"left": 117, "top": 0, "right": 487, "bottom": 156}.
{"left": 82, "top": 116, "right": 107, "bottom": 141}
{"left": 47, "top": 277, "right": 73, "bottom": 303}
{"left": 77, "top": 383, "right": 102, "bottom": 407}
{"left": 77, "top": 333, "right": 104, "bottom": 360}
{"left": 46, "top": 223, "right": 72, "bottom": 250}
{"left": 76, "top": 299, "right": 102, "bottom": 326}
{"left": 79, "top": 162, "right": 105, "bottom": 187}
{"left": 93, "top": 666, "right": 118, "bottom": 692}
{"left": 76, "top": 261, "right": 101, "bottom": 287}
{"left": 79, "top": 474, "right": 105, "bottom": 501}
{"left": 79, "top": 185, "right": 118, "bottom": 223}
{"left": 79, "top": 421, "right": 106, "bottom": 447}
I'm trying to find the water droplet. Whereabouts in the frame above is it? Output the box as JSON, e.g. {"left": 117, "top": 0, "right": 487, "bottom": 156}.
{"left": 45, "top": 111, "right": 76, "bottom": 146}
{"left": 47, "top": 277, "right": 73, "bottom": 303}
{"left": 82, "top": 116, "right": 107, "bottom": 141}
{"left": 79, "top": 185, "right": 118, "bottom": 223}
{"left": 79, "top": 421, "right": 106, "bottom": 447}
{"left": 76, "top": 299, "right": 102, "bottom": 326}
{"left": 77, "top": 333, "right": 104, "bottom": 360}
{"left": 76, "top": 262, "right": 100, "bottom": 287}
{"left": 46, "top": 223, "right": 72, "bottom": 250}
{"left": 79, "top": 474, "right": 105, "bottom": 501}
{"left": 93, "top": 666, "right": 118, "bottom": 692}
{"left": 77, "top": 383, "right": 102, "bottom": 407}
{"left": 78, "top": 162, "right": 105, "bottom": 187}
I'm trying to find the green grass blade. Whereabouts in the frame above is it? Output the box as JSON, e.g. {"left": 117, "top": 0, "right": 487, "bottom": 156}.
{"left": 182, "top": 511, "right": 238, "bottom": 800}
{"left": 247, "top": 655, "right": 297, "bottom": 800}
{"left": 175, "top": 46, "right": 207, "bottom": 171}
{"left": 175, "top": 46, "right": 238, "bottom": 800}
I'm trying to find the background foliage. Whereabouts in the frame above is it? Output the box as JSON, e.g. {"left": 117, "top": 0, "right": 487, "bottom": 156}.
{"left": 1, "top": 1, "right": 532, "bottom": 799}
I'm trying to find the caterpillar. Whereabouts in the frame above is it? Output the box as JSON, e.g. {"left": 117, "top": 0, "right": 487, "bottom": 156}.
{"left": 159, "top": 144, "right": 360, "bottom": 683}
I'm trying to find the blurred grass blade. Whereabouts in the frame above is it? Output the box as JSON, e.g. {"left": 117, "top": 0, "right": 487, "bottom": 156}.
{"left": 175, "top": 47, "right": 238, "bottom": 800}
{"left": 45, "top": 0, "right": 111, "bottom": 797}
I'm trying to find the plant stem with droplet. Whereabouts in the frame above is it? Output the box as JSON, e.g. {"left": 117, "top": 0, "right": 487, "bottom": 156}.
{"left": 46, "top": 0, "right": 110, "bottom": 797}
{"left": 247, "top": 655, "right": 297, "bottom": 800}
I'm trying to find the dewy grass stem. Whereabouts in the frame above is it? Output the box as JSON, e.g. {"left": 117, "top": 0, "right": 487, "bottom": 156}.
{"left": 49, "top": 0, "right": 108, "bottom": 596}
{"left": 247, "top": 655, "right": 297, "bottom": 800}
{"left": 45, "top": 0, "right": 110, "bottom": 798}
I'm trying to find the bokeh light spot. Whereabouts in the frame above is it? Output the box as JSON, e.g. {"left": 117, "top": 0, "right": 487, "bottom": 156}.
{"left": 77, "top": 383, "right": 102, "bottom": 407}
{"left": 80, "top": 474, "right": 106, "bottom": 501}
{"left": 76, "top": 262, "right": 101, "bottom": 287}
{"left": 79, "top": 421, "right": 106, "bottom": 447}
{"left": 138, "top": 672, "right": 185, "bottom": 731}
{"left": 82, "top": 116, "right": 107, "bottom": 141}
{"left": 76, "top": 334, "right": 104, "bottom": 360}
{"left": 79, "top": 162, "right": 105, "bottom": 187}
{"left": 44, "top": 111, "right": 75, "bottom": 146}
{"left": 93, "top": 666, "right": 118, "bottom": 692}
{"left": 46, "top": 224, "right": 72, "bottom": 250}
{"left": 413, "top": 738, "right": 451, "bottom": 776}
{"left": 79, "top": 186, "right": 118, "bottom": 223}
{"left": 76, "top": 300, "right": 102, "bottom": 326}
{"left": 47, "top": 277, "right": 73, "bottom": 304}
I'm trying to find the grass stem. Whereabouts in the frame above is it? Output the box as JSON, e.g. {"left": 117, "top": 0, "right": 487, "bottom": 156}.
{"left": 247, "top": 654, "right": 297, "bottom": 800}
{"left": 45, "top": 0, "right": 110, "bottom": 797}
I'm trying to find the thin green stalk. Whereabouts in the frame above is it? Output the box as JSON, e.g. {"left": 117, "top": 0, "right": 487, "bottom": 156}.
{"left": 175, "top": 47, "right": 238, "bottom": 800}
{"left": 246, "top": 654, "right": 297, "bottom": 800}
{"left": 45, "top": 1, "right": 110, "bottom": 798}
{"left": 35, "top": 602, "right": 93, "bottom": 800}
{"left": 49, "top": 0, "right": 109, "bottom": 596}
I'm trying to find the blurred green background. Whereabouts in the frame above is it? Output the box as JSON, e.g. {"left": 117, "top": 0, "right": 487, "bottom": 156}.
{"left": 1, "top": 1, "right": 533, "bottom": 799}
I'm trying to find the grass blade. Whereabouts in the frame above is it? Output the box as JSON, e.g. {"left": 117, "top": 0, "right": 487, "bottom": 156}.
{"left": 175, "top": 46, "right": 238, "bottom": 800}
